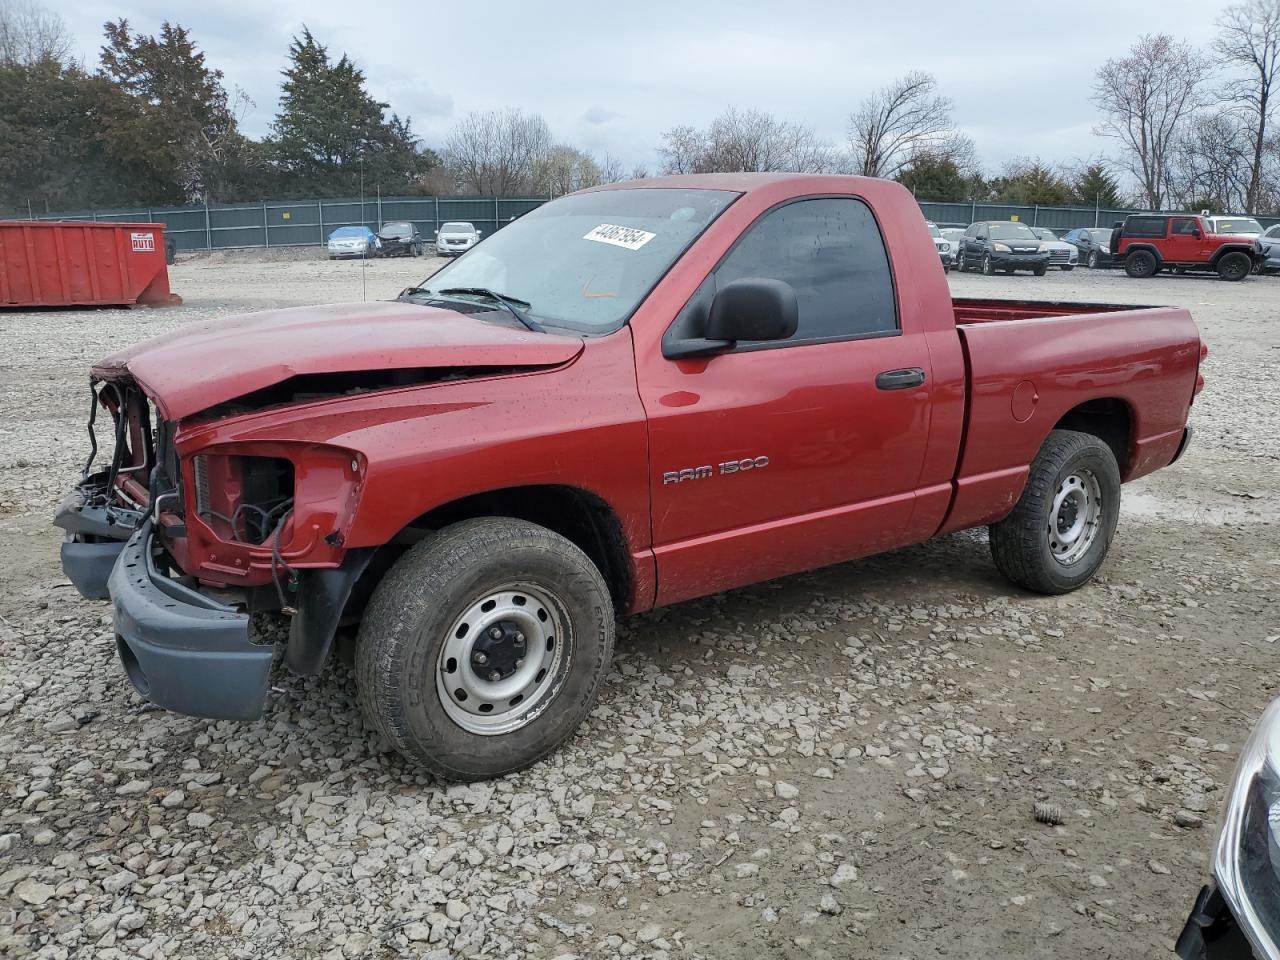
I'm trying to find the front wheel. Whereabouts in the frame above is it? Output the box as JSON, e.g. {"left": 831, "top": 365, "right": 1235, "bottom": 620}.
{"left": 989, "top": 430, "right": 1121, "bottom": 594}
{"left": 1217, "top": 251, "right": 1252, "bottom": 282}
{"left": 982, "top": 253, "right": 994, "bottom": 275}
{"left": 356, "top": 518, "right": 615, "bottom": 781}
{"left": 1061, "top": 265, "right": 1074, "bottom": 272}
{"left": 1033, "top": 264, "right": 1048, "bottom": 276}
{"left": 1088, "top": 251, "right": 1099, "bottom": 269}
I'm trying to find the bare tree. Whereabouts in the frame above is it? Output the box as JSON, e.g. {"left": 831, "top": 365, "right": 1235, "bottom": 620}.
{"left": 537, "top": 144, "right": 602, "bottom": 196}
{"left": 1215, "top": 2, "right": 1280, "bottom": 212}
{"left": 658, "top": 124, "right": 705, "bottom": 174}
{"left": 659, "top": 109, "right": 835, "bottom": 175}
{"left": 628, "top": 164, "right": 650, "bottom": 180}
{"left": 1168, "top": 112, "right": 1255, "bottom": 211}
{"left": 0, "top": 0, "right": 72, "bottom": 65}
{"left": 1092, "top": 34, "right": 1210, "bottom": 209}
{"left": 443, "top": 108, "right": 552, "bottom": 195}
{"left": 596, "top": 152, "right": 625, "bottom": 183}
{"left": 847, "top": 72, "right": 957, "bottom": 178}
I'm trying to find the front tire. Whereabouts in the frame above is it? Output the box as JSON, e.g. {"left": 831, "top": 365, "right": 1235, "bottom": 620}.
{"left": 356, "top": 518, "right": 615, "bottom": 781}
{"left": 982, "top": 253, "right": 994, "bottom": 275}
{"left": 1033, "top": 264, "right": 1048, "bottom": 276}
{"left": 989, "top": 430, "right": 1121, "bottom": 595}
{"left": 1088, "top": 251, "right": 1099, "bottom": 269}
{"left": 1216, "top": 251, "right": 1252, "bottom": 282}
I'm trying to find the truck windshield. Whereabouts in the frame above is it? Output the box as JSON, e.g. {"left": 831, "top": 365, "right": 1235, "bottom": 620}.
{"left": 418, "top": 188, "right": 738, "bottom": 334}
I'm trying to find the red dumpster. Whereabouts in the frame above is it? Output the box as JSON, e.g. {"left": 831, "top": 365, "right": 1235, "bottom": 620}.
{"left": 0, "top": 220, "right": 181, "bottom": 308}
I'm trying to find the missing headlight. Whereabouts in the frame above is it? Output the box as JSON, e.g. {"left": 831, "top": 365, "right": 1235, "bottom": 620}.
{"left": 192, "top": 454, "right": 294, "bottom": 544}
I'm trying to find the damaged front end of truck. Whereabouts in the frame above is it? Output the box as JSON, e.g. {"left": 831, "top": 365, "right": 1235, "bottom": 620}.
{"left": 54, "top": 370, "right": 374, "bottom": 722}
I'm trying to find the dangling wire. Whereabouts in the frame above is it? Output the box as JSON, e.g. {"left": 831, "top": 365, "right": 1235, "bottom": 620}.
{"left": 270, "top": 507, "right": 297, "bottom": 616}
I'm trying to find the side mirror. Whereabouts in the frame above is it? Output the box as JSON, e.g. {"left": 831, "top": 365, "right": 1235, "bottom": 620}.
{"left": 476, "top": 230, "right": 483, "bottom": 238}
{"left": 706, "top": 278, "right": 799, "bottom": 343}
{"left": 1192, "top": 229, "right": 1202, "bottom": 239}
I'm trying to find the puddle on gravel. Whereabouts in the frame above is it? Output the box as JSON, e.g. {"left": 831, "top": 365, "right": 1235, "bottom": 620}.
{"left": 1122, "top": 489, "right": 1277, "bottom": 525}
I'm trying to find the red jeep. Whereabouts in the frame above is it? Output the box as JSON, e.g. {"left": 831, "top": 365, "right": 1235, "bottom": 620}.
{"left": 1116, "top": 213, "right": 1262, "bottom": 281}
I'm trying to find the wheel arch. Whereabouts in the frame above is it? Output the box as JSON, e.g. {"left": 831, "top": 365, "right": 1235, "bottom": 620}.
{"left": 1208, "top": 244, "right": 1256, "bottom": 267}
{"left": 385, "top": 484, "right": 635, "bottom": 613}
{"left": 1051, "top": 398, "right": 1134, "bottom": 478}
{"left": 1124, "top": 243, "right": 1163, "bottom": 264}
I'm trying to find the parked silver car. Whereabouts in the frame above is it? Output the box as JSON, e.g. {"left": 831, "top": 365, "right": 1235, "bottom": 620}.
{"left": 326, "top": 226, "right": 380, "bottom": 260}
{"left": 435, "top": 222, "right": 482, "bottom": 257}
{"left": 1030, "top": 227, "right": 1079, "bottom": 271}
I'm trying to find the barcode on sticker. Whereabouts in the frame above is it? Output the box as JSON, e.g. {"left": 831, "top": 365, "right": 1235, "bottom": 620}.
{"left": 130, "top": 232, "right": 155, "bottom": 252}
{"left": 583, "top": 223, "right": 655, "bottom": 251}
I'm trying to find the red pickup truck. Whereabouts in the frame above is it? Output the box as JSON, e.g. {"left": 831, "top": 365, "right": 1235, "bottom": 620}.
{"left": 55, "top": 174, "right": 1204, "bottom": 780}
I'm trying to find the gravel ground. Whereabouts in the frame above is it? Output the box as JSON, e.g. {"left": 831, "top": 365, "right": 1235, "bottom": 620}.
{"left": 1, "top": 251, "right": 1278, "bottom": 960}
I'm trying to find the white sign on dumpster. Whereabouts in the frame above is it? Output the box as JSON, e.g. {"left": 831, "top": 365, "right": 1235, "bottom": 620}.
{"left": 130, "top": 232, "right": 155, "bottom": 253}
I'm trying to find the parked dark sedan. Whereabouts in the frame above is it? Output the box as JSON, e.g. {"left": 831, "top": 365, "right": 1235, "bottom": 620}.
{"left": 1061, "top": 227, "right": 1116, "bottom": 269}
{"left": 958, "top": 221, "right": 1050, "bottom": 275}
{"left": 377, "top": 221, "right": 424, "bottom": 257}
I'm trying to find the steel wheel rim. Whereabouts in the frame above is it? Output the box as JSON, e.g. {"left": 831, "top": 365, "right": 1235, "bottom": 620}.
{"left": 436, "top": 583, "right": 569, "bottom": 736}
{"left": 1048, "top": 470, "right": 1102, "bottom": 565}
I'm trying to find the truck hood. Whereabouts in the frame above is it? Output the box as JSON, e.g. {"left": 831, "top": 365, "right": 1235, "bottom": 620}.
{"left": 92, "top": 300, "right": 585, "bottom": 421}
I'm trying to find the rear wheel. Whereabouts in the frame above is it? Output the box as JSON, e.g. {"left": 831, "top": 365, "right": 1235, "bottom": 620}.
{"left": 989, "top": 430, "right": 1121, "bottom": 594}
{"left": 1216, "top": 251, "right": 1251, "bottom": 282}
{"left": 1124, "top": 249, "right": 1158, "bottom": 278}
{"left": 356, "top": 518, "right": 615, "bottom": 781}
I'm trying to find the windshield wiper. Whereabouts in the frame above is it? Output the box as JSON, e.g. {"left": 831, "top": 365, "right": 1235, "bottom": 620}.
{"left": 437, "top": 287, "right": 544, "bottom": 333}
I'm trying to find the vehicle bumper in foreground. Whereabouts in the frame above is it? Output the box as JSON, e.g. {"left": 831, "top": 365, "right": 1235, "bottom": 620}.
{"left": 108, "top": 521, "right": 269, "bottom": 721}
{"left": 1176, "top": 883, "right": 1258, "bottom": 960}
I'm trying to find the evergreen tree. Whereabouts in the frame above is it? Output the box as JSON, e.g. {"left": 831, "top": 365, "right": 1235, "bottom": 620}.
{"left": 97, "top": 19, "right": 246, "bottom": 202}
{"left": 271, "top": 28, "right": 427, "bottom": 196}
{"left": 1072, "top": 163, "right": 1123, "bottom": 207}
{"left": 895, "top": 154, "right": 971, "bottom": 202}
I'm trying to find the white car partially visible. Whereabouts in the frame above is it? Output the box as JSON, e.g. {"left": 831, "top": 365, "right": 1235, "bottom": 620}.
{"left": 435, "top": 222, "right": 483, "bottom": 257}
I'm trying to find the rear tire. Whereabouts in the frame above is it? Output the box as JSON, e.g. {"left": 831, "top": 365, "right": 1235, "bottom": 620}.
{"left": 1124, "top": 250, "right": 1158, "bottom": 278}
{"left": 989, "top": 430, "right": 1121, "bottom": 595}
{"left": 356, "top": 517, "right": 615, "bottom": 781}
{"left": 1216, "top": 251, "right": 1251, "bottom": 282}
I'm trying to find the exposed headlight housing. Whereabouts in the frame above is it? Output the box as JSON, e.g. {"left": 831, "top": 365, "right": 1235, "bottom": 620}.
{"left": 1214, "top": 698, "right": 1280, "bottom": 958}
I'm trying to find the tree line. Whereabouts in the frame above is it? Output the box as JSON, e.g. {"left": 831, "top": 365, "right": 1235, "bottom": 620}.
{"left": 1, "top": 0, "right": 1277, "bottom": 214}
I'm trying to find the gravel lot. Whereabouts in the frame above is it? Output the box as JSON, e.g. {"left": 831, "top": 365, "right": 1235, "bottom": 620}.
{"left": 2, "top": 250, "right": 1278, "bottom": 960}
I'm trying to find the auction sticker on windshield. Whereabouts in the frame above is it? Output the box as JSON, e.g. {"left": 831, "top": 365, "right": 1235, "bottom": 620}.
{"left": 583, "top": 223, "right": 656, "bottom": 251}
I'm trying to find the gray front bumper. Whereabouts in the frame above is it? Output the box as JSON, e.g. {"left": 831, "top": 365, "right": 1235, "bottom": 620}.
{"left": 108, "top": 521, "right": 271, "bottom": 721}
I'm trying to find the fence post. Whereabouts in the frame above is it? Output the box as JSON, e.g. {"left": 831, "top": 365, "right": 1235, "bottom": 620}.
{"left": 376, "top": 187, "right": 382, "bottom": 228}
{"left": 263, "top": 201, "right": 269, "bottom": 248}
{"left": 1033, "top": 205, "right": 1039, "bottom": 227}
{"left": 970, "top": 199, "right": 976, "bottom": 224}
{"left": 204, "top": 195, "right": 212, "bottom": 250}
{"left": 494, "top": 196, "right": 500, "bottom": 233}
{"left": 1094, "top": 194, "right": 1100, "bottom": 228}
{"left": 434, "top": 196, "right": 439, "bottom": 235}
{"left": 318, "top": 200, "right": 324, "bottom": 246}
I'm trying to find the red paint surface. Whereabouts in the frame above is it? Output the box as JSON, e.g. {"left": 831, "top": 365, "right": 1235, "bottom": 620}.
{"left": 91, "top": 174, "right": 1202, "bottom": 613}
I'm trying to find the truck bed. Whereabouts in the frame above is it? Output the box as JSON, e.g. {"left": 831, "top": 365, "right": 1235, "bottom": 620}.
{"left": 952, "top": 297, "right": 1145, "bottom": 325}
{"left": 939, "top": 297, "right": 1202, "bottom": 535}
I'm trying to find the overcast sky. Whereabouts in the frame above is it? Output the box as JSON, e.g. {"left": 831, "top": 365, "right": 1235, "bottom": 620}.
{"left": 49, "top": 0, "right": 1223, "bottom": 175}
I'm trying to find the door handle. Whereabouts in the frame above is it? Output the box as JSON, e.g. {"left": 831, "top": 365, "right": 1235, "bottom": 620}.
{"left": 875, "top": 367, "right": 926, "bottom": 390}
